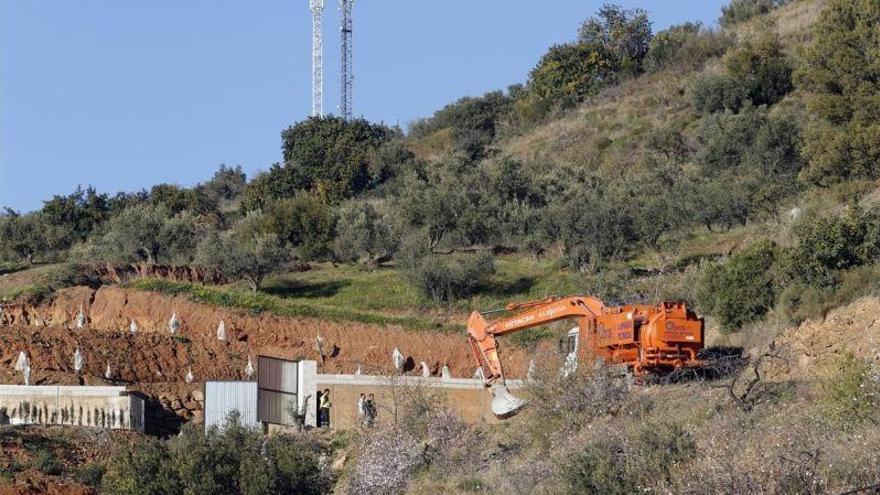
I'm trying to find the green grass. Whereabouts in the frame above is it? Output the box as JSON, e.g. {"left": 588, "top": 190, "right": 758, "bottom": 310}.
{"left": 261, "top": 264, "right": 424, "bottom": 312}
{"left": 127, "top": 256, "right": 585, "bottom": 340}
{"left": 128, "top": 278, "right": 454, "bottom": 332}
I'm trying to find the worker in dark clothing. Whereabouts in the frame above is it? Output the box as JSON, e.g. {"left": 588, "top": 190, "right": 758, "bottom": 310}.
{"left": 364, "top": 393, "right": 377, "bottom": 427}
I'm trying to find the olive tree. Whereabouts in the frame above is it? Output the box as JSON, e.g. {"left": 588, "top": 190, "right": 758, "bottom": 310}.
{"left": 334, "top": 200, "right": 397, "bottom": 268}
{"left": 195, "top": 212, "right": 289, "bottom": 292}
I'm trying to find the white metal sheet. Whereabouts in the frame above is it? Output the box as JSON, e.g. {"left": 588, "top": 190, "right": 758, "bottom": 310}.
{"left": 204, "top": 381, "right": 259, "bottom": 431}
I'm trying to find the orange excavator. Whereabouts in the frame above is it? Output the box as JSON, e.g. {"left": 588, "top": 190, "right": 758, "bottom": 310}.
{"left": 467, "top": 296, "right": 704, "bottom": 416}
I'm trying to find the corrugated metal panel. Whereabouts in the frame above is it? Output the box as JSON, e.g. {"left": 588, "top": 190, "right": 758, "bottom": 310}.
{"left": 204, "top": 381, "right": 258, "bottom": 431}
{"left": 257, "top": 356, "right": 298, "bottom": 393}
{"left": 257, "top": 390, "right": 298, "bottom": 425}
{"left": 257, "top": 356, "right": 299, "bottom": 425}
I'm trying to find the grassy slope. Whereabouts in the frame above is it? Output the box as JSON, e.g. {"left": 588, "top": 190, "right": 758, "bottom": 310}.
{"left": 131, "top": 256, "right": 582, "bottom": 334}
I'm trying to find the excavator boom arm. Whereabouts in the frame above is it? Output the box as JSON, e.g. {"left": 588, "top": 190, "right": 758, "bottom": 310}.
{"left": 467, "top": 296, "right": 604, "bottom": 383}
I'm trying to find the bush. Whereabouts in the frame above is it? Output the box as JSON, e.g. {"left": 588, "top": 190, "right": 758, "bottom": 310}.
{"left": 101, "top": 437, "right": 181, "bottom": 495}
{"left": 348, "top": 427, "right": 422, "bottom": 495}
{"left": 0, "top": 211, "right": 47, "bottom": 264}
{"left": 720, "top": 0, "right": 791, "bottom": 27}
{"left": 549, "top": 195, "right": 638, "bottom": 272}
{"left": 195, "top": 212, "right": 290, "bottom": 292}
{"left": 280, "top": 117, "right": 393, "bottom": 201}
{"left": 334, "top": 200, "right": 397, "bottom": 268}
{"left": 75, "top": 462, "right": 107, "bottom": 487}
{"left": 403, "top": 250, "right": 495, "bottom": 304}
{"left": 265, "top": 193, "right": 336, "bottom": 260}
{"left": 644, "top": 22, "right": 731, "bottom": 72}
{"left": 697, "top": 239, "right": 779, "bottom": 332}
{"left": 102, "top": 413, "right": 331, "bottom": 495}
{"left": 30, "top": 450, "right": 63, "bottom": 476}
{"left": 577, "top": 4, "right": 653, "bottom": 78}
{"left": 522, "top": 42, "right": 618, "bottom": 117}
{"left": 691, "top": 105, "right": 803, "bottom": 223}
{"left": 149, "top": 184, "right": 220, "bottom": 218}
{"left": 562, "top": 421, "right": 696, "bottom": 495}
{"left": 410, "top": 91, "right": 513, "bottom": 161}
{"left": 202, "top": 164, "right": 247, "bottom": 204}
{"left": 723, "top": 29, "right": 793, "bottom": 108}
{"left": 691, "top": 74, "right": 750, "bottom": 114}
{"left": 92, "top": 204, "right": 203, "bottom": 265}
{"left": 818, "top": 353, "right": 880, "bottom": 430}
{"left": 785, "top": 206, "right": 880, "bottom": 287}
{"left": 796, "top": 0, "right": 880, "bottom": 185}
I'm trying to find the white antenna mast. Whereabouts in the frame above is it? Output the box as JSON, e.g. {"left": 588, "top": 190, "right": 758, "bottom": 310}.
{"left": 310, "top": 0, "right": 325, "bottom": 117}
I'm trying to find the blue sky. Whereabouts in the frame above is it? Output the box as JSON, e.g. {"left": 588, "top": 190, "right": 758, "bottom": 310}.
{"left": 1, "top": 0, "right": 727, "bottom": 212}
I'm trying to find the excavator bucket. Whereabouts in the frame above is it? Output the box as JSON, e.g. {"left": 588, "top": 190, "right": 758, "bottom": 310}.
{"left": 491, "top": 383, "right": 526, "bottom": 417}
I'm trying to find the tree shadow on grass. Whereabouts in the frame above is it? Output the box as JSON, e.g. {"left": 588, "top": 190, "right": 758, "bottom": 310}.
{"left": 263, "top": 279, "right": 352, "bottom": 299}
{"left": 480, "top": 276, "right": 536, "bottom": 298}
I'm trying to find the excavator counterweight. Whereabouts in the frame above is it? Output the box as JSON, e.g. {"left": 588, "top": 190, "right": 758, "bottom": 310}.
{"left": 467, "top": 296, "right": 704, "bottom": 416}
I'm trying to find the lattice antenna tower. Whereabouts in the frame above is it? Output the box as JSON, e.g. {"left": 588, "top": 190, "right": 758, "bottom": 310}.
{"left": 339, "top": 0, "right": 353, "bottom": 120}
{"left": 310, "top": 0, "right": 325, "bottom": 117}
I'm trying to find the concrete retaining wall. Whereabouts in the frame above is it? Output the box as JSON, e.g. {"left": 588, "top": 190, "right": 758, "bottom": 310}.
{"left": 314, "top": 374, "right": 525, "bottom": 429}
{"left": 0, "top": 385, "right": 144, "bottom": 432}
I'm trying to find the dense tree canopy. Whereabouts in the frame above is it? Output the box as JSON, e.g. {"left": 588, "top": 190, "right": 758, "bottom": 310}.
{"left": 280, "top": 117, "right": 393, "bottom": 200}
{"left": 578, "top": 4, "right": 653, "bottom": 78}
{"left": 796, "top": 0, "right": 880, "bottom": 184}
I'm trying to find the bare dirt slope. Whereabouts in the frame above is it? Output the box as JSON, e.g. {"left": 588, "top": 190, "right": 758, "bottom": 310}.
{"left": 1, "top": 285, "right": 532, "bottom": 379}
{"left": 779, "top": 296, "right": 880, "bottom": 371}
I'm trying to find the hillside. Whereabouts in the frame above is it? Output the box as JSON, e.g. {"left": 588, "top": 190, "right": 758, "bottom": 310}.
{"left": 2, "top": 0, "right": 880, "bottom": 493}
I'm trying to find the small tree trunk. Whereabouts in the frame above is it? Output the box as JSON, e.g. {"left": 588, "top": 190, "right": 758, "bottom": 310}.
{"left": 246, "top": 274, "right": 261, "bottom": 293}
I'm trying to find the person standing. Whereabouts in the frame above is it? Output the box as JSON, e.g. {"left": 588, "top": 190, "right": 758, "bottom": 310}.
{"left": 357, "top": 393, "right": 366, "bottom": 426}
{"left": 364, "top": 393, "right": 377, "bottom": 427}
{"left": 319, "top": 389, "right": 332, "bottom": 428}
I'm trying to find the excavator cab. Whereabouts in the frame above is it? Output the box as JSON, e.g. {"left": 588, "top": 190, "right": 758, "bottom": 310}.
{"left": 561, "top": 328, "right": 579, "bottom": 377}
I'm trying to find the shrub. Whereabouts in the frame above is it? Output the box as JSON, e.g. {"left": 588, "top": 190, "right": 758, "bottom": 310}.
{"left": 818, "top": 353, "right": 880, "bottom": 430}
{"left": 562, "top": 421, "right": 696, "bottom": 495}
{"left": 0, "top": 211, "right": 46, "bottom": 264}
{"left": 101, "top": 437, "right": 180, "bottom": 495}
{"left": 149, "top": 184, "right": 219, "bottom": 218}
{"left": 280, "top": 117, "right": 393, "bottom": 201}
{"left": 796, "top": 0, "right": 880, "bottom": 185}
{"left": 265, "top": 193, "right": 336, "bottom": 260}
{"left": 424, "top": 408, "right": 482, "bottom": 479}
{"left": 720, "top": 0, "right": 791, "bottom": 27}
{"left": 93, "top": 204, "right": 203, "bottom": 265}
{"left": 403, "top": 251, "right": 495, "bottom": 304}
{"left": 525, "top": 358, "right": 632, "bottom": 434}
{"left": 102, "top": 413, "right": 331, "bottom": 495}
{"left": 75, "top": 462, "right": 107, "bottom": 487}
{"left": 39, "top": 186, "right": 111, "bottom": 253}
{"left": 410, "top": 91, "right": 513, "bottom": 161}
{"left": 348, "top": 426, "right": 423, "bottom": 495}
{"left": 691, "top": 74, "right": 749, "bottom": 114}
{"left": 785, "top": 206, "right": 880, "bottom": 287}
{"left": 577, "top": 4, "right": 653, "bottom": 78}
{"left": 549, "top": 195, "right": 638, "bottom": 272}
{"left": 334, "top": 201, "right": 397, "bottom": 268}
{"left": 30, "top": 450, "right": 63, "bottom": 476}
{"left": 723, "top": 29, "right": 793, "bottom": 108}
{"left": 202, "top": 164, "right": 247, "bottom": 204}
{"left": 522, "top": 42, "right": 618, "bottom": 116}
{"left": 647, "top": 121, "right": 690, "bottom": 162}
{"left": 697, "top": 239, "right": 779, "bottom": 332}
{"left": 195, "top": 212, "right": 290, "bottom": 292}
{"left": 644, "top": 22, "right": 731, "bottom": 72}
{"left": 691, "top": 106, "right": 803, "bottom": 223}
